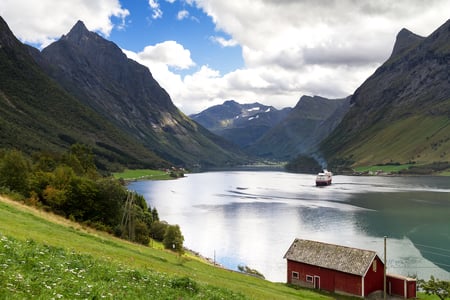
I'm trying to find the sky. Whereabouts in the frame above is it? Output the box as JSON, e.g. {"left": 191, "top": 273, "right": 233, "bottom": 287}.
{"left": 1, "top": 1, "right": 449, "bottom": 115}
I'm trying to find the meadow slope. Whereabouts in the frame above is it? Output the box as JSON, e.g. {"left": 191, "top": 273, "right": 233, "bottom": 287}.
{"left": 0, "top": 195, "right": 336, "bottom": 300}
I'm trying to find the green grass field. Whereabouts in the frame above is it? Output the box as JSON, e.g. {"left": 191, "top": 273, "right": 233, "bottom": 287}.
{"left": 354, "top": 162, "right": 450, "bottom": 175}
{"left": 354, "top": 164, "right": 415, "bottom": 173}
{"left": 113, "top": 169, "right": 173, "bottom": 180}
{"left": 0, "top": 196, "right": 339, "bottom": 299}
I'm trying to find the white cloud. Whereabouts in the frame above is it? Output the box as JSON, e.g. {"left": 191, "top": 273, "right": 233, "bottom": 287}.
{"left": 136, "top": 41, "right": 195, "bottom": 70}
{"left": 148, "top": 0, "right": 163, "bottom": 19}
{"left": 177, "top": 10, "right": 189, "bottom": 20}
{"left": 0, "top": 0, "right": 129, "bottom": 47}
{"left": 210, "top": 36, "right": 238, "bottom": 47}
{"left": 167, "top": 0, "right": 449, "bottom": 113}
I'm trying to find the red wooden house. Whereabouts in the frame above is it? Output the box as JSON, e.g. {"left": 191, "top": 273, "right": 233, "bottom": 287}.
{"left": 284, "top": 239, "right": 416, "bottom": 298}
{"left": 284, "top": 239, "right": 384, "bottom": 298}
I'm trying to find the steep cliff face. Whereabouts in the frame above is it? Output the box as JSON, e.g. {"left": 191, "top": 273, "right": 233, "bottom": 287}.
{"left": 248, "top": 95, "right": 350, "bottom": 160}
{"left": 321, "top": 19, "right": 450, "bottom": 167}
{"left": 0, "top": 17, "right": 166, "bottom": 170}
{"left": 190, "top": 100, "right": 291, "bottom": 147}
{"left": 389, "top": 28, "right": 424, "bottom": 58}
{"left": 36, "top": 21, "right": 244, "bottom": 168}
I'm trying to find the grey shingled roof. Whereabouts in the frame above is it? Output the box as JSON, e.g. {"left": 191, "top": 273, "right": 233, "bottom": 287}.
{"left": 284, "top": 239, "right": 379, "bottom": 276}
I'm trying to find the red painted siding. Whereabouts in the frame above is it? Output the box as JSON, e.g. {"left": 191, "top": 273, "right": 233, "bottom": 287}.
{"left": 387, "top": 274, "right": 417, "bottom": 299}
{"left": 334, "top": 269, "right": 362, "bottom": 296}
{"left": 287, "top": 260, "right": 363, "bottom": 296}
{"left": 363, "top": 256, "right": 384, "bottom": 296}
{"left": 407, "top": 280, "right": 416, "bottom": 298}
{"left": 388, "top": 275, "right": 405, "bottom": 297}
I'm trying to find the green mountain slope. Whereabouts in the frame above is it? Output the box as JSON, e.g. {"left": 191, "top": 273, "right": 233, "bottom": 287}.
{"left": 248, "top": 96, "right": 350, "bottom": 160}
{"left": 0, "top": 17, "right": 167, "bottom": 170}
{"left": 321, "top": 20, "right": 450, "bottom": 169}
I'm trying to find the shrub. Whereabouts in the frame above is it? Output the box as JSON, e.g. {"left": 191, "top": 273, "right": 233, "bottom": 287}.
{"left": 163, "top": 224, "right": 184, "bottom": 254}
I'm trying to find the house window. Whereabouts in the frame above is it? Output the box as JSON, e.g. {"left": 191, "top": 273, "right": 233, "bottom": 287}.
{"left": 292, "top": 271, "right": 299, "bottom": 279}
{"left": 373, "top": 260, "right": 377, "bottom": 272}
{"left": 306, "top": 275, "right": 313, "bottom": 283}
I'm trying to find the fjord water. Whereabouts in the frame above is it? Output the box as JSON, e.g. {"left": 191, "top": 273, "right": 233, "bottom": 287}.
{"left": 129, "top": 171, "right": 450, "bottom": 282}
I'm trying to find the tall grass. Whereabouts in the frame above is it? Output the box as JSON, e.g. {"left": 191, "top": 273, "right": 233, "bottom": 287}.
{"left": 0, "top": 196, "right": 333, "bottom": 299}
{"left": 0, "top": 233, "right": 244, "bottom": 299}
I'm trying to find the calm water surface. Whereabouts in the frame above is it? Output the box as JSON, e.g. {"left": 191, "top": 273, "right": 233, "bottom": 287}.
{"left": 129, "top": 171, "right": 450, "bottom": 282}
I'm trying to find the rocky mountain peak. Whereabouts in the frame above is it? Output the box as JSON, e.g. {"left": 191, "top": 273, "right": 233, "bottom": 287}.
{"left": 389, "top": 28, "right": 424, "bottom": 58}
{"left": 0, "top": 16, "right": 22, "bottom": 49}
{"left": 63, "top": 20, "right": 90, "bottom": 41}
{"left": 59, "top": 20, "right": 108, "bottom": 50}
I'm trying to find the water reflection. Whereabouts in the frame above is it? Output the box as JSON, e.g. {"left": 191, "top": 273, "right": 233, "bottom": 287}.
{"left": 129, "top": 171, "right": 450, "bottom": 282}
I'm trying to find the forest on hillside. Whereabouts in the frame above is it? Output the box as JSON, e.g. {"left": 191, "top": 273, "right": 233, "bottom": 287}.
{"left": 0, "top": 145, "right": 183, "bottom": 252}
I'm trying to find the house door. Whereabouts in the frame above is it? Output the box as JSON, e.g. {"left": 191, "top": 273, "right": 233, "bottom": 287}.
{"left": 314, "top": 276, "right": 320, "bottom": 289}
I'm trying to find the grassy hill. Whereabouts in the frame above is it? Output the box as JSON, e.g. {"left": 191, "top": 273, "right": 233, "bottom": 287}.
{"left": 0, "top": 195, "right": 337, "bottom": 299}
{"left": 330, "top": 113, "right": 449, "bottom": 167}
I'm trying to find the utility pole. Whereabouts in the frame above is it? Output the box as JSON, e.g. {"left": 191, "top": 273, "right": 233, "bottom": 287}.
{"left": 384, "top": 236, "right": 387, "bottom": 300}
{"left": 121, "top": 192, "right": 135, "bottom": 241}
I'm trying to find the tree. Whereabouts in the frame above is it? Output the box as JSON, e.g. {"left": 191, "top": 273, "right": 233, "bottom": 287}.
{"left": 150, "top": 221, "right": 168, "bottom": 241}
{"left": 65, "top": 175, "right": 98, "bottom": 220}
{"left": 163, "top": 224, "right": 184, "bottom": 254}
{"left": 39, "top": 165, "right": 74, "bottom": 210}
{"left": 0, "top": 149, "right": 30, "bottom": 194}
{"left": 95, "top": 179, "right": 127, "bottom": 226}
{"left": 419, "top": 276, "right": 450, "bottom": 300}
{"left": 31, "top": 151, "right": 58, "bottom": 172}
{"left": 151, "top": 207, "right": 159, "bottom": 222}
{"left": 42, "top": 185, "right": 67, "bottom": 211}
{"left": 134, "top": 220, "right": 150, "bottom": 245}
{"left": 64, "top": 144, "right": 98, "bottom": 178}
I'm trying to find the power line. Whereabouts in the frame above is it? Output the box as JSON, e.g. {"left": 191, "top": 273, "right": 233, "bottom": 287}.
{"left": 420, "top": 250, "right": 450, "bottom": 257}
{"left": 388, "top": 261, "right": 450, "bottom": 268}
{"left": 414, "top": 242, "right": 450, "bottom": 253}
{"left": 434, "top": 261, "right": 450, "bottom": 268}
{"left": 419, "top": 249, "right": 450, "bottom": 259}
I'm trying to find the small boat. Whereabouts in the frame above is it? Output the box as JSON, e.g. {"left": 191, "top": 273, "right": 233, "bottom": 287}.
{"left": 316, "top": 170, "right": 332, "bottom": 186}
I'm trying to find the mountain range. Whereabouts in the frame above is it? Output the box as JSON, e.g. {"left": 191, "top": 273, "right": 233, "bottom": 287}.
{"left": 0, "top": 18, "right": 245, "bottom": 170}
{"left": 321, "top": 19, "right": 450, "bottom": 170}
{"left": 191, "top": 20, "right": 449, "bottom": 172}
{"left": 192, "top": 97, "right": 350, "bottom": 162}
{"left": 247, "top": 95, "right": 350, "bottom": 161}
{"left": 190, "top": 100, "right": 291, "bottom": 148}
{"left": 0, "top": 15, "right": 448, "bottom": 173}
